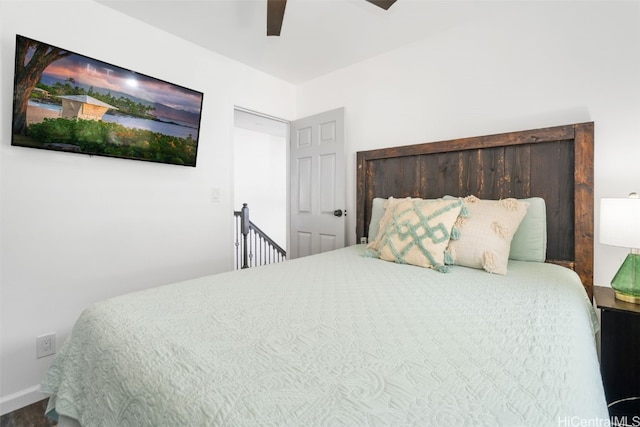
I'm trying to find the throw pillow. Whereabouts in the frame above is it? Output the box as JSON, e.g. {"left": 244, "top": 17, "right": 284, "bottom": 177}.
{"left": 367, "top": 198, "right": 464, "bottom": 272}
{"left": 446, "top": 196, "right": 529, "bottom": 274}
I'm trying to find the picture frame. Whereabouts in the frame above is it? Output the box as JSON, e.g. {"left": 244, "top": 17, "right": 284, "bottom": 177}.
{"left": 11, "top": 35, "right": 204, "bottom": 167}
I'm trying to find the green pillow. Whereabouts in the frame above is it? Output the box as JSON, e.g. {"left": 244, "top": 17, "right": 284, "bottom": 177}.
{"left": 508, "top": 197, "right": 547, "bottom": 262}
{"left": 367, "top": 197, "right": 387, "bottom": 242}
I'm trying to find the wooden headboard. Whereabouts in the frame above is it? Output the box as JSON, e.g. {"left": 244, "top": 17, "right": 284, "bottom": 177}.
{"left": 356, "top": 122, "right": 594, "bottom": 299}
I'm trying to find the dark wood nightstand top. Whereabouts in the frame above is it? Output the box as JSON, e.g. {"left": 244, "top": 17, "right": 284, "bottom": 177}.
{"left": 594, "top": 285, "right": 640, "bottom": 316}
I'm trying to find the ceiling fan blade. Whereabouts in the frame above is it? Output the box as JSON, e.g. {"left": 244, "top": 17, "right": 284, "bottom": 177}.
{"left": 267, "top": 0, "right": 287, "bottom": 36}
{"left": 364, "top": 0, "right": 397, "bottom": 10}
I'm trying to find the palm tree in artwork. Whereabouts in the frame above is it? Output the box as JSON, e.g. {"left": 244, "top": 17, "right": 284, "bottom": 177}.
{"left": 12, "top": 36, "right": 71, "bottom": 136}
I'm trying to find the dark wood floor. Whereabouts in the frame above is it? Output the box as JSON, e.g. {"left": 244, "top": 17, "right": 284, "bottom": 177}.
{"left": 0, "top": 400, "right": 56, "bottom": 427}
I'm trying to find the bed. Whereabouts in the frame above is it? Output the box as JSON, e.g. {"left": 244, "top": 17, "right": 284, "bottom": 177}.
{"left": 42, "top": 122, "right": 608, "bottom": 426}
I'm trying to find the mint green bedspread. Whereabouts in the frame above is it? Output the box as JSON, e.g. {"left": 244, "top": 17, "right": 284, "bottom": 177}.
{"left": 42, "top": 244, "right": 608, "bottom": 426}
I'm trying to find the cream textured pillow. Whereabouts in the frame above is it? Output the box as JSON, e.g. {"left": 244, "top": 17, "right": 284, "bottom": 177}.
{"left": 366, "top": 198, "right": 464, "bottom": 272}
{"left": 447, "top": 196, "right": 529, "bottom": 274}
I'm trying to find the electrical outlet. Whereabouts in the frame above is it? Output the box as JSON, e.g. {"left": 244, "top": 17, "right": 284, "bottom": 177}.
{"left": 36, "top": 333, "right": 56, "bottom": 358}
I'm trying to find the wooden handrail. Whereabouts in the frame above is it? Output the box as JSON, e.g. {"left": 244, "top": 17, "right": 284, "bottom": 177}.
{"left": 234, "top": 203, "right": 286, "bottom": 269}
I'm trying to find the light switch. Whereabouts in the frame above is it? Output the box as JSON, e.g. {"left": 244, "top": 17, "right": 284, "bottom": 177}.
{"left": 210, "top": 188, "right": 220, "bottom": 202}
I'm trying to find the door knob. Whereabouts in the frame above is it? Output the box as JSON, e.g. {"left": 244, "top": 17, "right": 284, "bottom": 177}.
{"left": 333, "top": 209, "right": 343, "bottom": 217}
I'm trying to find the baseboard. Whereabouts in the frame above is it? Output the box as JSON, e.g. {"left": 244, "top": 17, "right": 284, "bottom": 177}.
{"left": 0, "top": 385, "right": 47, "bottom": 416}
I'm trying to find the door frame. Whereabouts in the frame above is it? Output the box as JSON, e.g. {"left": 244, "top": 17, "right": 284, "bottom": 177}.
{"left": 232, "top": 106, "right": 291, "bottom": 266}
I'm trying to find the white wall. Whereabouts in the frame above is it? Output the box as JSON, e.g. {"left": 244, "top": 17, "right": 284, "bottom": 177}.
{"left": 0, "top": 0, "right": 295, "bottom": 413}
{"left": 296, "top": 1, "right": 640, "bottom": 290}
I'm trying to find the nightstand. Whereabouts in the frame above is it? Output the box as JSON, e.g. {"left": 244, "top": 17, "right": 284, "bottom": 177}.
{"left": 594, "top": 285, "right": 640, "bottom": 417}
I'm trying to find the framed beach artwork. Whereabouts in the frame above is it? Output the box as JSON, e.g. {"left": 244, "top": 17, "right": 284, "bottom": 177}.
{"left": 11, "top": 35, "right": 204, "bottom": 167}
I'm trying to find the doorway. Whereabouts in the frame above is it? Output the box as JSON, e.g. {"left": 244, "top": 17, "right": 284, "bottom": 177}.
{"left": 233, "top": 108, "right": 289, "bottom": 257}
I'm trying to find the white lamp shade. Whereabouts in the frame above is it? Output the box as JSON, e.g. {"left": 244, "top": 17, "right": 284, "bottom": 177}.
{"left": 599, "top": 196, "right": 640, "bottom": 249}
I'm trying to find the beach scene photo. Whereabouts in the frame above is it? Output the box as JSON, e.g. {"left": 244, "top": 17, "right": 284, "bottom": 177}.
{"left": 12, "top": 35, "right": 204, "bottom": 167}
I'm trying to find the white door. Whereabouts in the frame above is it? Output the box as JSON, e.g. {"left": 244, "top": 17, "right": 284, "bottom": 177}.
{"left": 289, "top": 108, "right": 345, "bottom": 259}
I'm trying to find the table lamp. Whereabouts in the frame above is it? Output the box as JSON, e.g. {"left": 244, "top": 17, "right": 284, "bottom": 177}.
{"left": 599, "top": 192, "right": 640, "bottom": 303}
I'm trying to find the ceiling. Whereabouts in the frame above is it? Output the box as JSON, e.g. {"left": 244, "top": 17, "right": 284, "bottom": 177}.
{"left": 95, "top": 0, "right": 482, "bottom": 84}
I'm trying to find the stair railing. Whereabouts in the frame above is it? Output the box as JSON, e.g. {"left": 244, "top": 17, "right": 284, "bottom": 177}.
{"left": 234, "top": 203, "right": 286, "bottom": 269}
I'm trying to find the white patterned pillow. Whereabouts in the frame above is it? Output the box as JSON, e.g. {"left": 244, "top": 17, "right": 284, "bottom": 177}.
{"left": 368, "top": 197, "right": 438, "bottom": 244}
{"left": 366, "top": 198, "right": 464, "bottom": 272}
{"left": 368, "top": 196, "right": 441, "bottom": 253}
{"left": 446, "top": 196, "right": 529, "bottom": 274}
